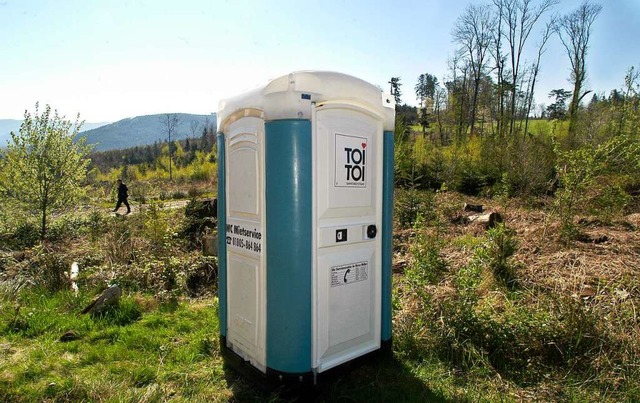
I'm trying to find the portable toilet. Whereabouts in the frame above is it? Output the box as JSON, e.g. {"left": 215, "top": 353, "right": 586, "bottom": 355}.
{"left": 217, "top": 71, "right": 395, "bottom": 383}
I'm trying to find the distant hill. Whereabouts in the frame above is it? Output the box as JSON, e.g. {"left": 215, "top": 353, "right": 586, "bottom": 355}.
{"left": 0, "top": 120, "right": 21, "bottom": 146}
{"left": 78, "top": 113, "right": 217, "bottom": 151}
{"left": 0, "top": 119, "right": 110, "bottom": 148}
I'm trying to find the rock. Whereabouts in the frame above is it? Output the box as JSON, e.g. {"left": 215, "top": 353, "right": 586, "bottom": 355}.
{"left": 580, "top": 285, "right": 596, "bottom": 299}
{"left": 81, "top": 285, "right": 122, "bottom": 315}
{"left": 59, "top": 330, "right": 80, "bottom": 342}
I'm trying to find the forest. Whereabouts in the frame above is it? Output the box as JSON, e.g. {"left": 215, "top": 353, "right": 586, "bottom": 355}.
{"left": 0, "top": 0, "right": 639, "bottom": 401}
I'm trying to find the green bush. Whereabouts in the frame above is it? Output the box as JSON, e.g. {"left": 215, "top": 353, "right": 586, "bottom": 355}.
{"left": 140, "top": 202, "right": 171, "bottom": 254}
{"left": 103, "top": 217, "right": 137, "bottom": 265}
{"left": 28, "top": 245, "right": 69, "bottom": 292}
{"left": 87, "top": 209, "right": 107, "bottom": 242}
{"left": 554, "top": 132, "right": 640, "bottom": 242}
{"left": 172, "top": 190, "right": 187, "bottom": 200}
{"left": 394, "top": 188, "right": 436, "bottom": 228}
{"left": 180, "top": 198, "right": 216, "bottom": 249}
{"left": 1, "top": 222, "right": 40, "bottom": 249}
{"left": 47, "top": 215, "right": 88, "bottom": 242}
{"left": 406, "top": 216, "right": 447, "bottom": 288}
{"left": 110, "top": 255, "right": 216, "bottom": 297}
{"left": 484, "top": 224, "right": 518, "bottom": 287}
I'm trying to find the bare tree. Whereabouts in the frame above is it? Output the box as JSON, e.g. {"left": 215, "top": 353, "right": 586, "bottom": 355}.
{"left": 189, "top": 120, "right": 201, "bottom": 138}
{"left": 490, "top": 0, "right": 507, "bottom": 138}
{"left": 453, "top": 4, "right": 493, "bottom": 137}
{"left": 523, "top": 20, "right": 555, "bottom": 137}
{"left": 434, "top": 84, "right": 448, "bottom": 144}
{"left": 556, "top": 0, "right": 602, "bottom": 141}
{"left": 161, "top": 113, "right": 181, "bottom": 181}
{"left": 496, "top": 0, "right": 558, "bottom": 136}
{"left": 447, "top": 54, "right": 471, "bottom": 143}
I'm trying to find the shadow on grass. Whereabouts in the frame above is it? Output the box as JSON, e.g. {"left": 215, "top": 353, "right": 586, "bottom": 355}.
{"left": 223, "top": 352, "right": 453, "bottom": 403}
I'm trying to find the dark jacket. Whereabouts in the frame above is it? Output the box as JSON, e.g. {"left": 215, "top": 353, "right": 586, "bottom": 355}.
{"left": 117, "top": 183, "right": 128, "bottom": 199}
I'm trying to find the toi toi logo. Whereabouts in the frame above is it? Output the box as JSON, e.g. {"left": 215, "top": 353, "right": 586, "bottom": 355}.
{"left": 344, "top": 142, "right": 366, "bottom": 182}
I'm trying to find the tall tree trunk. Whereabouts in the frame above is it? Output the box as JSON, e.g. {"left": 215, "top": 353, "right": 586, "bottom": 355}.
{"left": 567, "top": 81, "right": 581, "bottom": 144}
{"left": 470, "top": 76, "right": 480, "bottom": 137}
{"left": 524, "top": 22, "right": 553, "bottom": 139}
{"left": 41, "top": 199, "right": 47, "bottom": 241}
{"left": 457, "top": 71, "right": 469, "bottom": 144}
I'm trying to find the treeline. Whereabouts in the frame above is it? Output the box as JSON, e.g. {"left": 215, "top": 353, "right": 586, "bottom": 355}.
{"left": 392, "top": 1, "right": 604, "bottom": 145}
{"left": 90, "top": 128, "right": 217, "bottom": 173}
{"left": 87, "top": 125, "right": 219, "bottom": 184}
{"left": 391, "top": 0, "right": 639, "bottom": 240}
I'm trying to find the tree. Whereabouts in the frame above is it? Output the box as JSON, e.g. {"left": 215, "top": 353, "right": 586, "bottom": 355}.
{"left": 189, "top": 120, "right": 201, "bottom": 138}
{"left": 389, "top": 77, "right": 402, "bottom": 107}
{"left": 453, "top": 4, "right": 493, "bottom": 136}
{"left": 556, "top": 1, "right": 602, "bottom": 141}
{"left": 496, "top": 0, "right": 558, "bottom": 136}
{"left": 0, "top": 104, "right": 91, "bottom": 240}
{"left": 161, "top": 113, "right": 181, "bottom": 180}
{"left": 546, "top": 89, "right": 571, "bottom": 119}
{"left": 523, "top": 19, "right": 555, "bottom": 137}
{"left": 415, "top": 73, "right": 439, "bottom": 136}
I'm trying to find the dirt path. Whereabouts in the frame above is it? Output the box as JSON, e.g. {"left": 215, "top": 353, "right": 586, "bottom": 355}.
{"left": 110, "top": 199, "right": 190, "bottom": 216}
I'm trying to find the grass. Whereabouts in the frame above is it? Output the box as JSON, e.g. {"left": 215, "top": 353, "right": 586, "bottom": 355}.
{"left": 1, "top": 185, "right": 639, "bottom": 401}
{"left": 0, "top": 289, "right": 453, "bottom": 402}
{"left": 0, "top": 290, "right": 236, "bottom": 401}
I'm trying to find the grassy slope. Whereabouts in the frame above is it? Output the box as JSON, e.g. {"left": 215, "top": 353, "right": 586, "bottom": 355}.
{"left": 0, "top": 291, "right": 451, "bottom": 402}
{"left": 0, "top": 294, "right": 231, "bottom": 401}
{"left": 1, "top": 189, "right": 639, "bottom": 402}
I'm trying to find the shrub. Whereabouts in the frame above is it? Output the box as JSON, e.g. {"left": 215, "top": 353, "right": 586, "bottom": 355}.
{"left": 104, "top": 217, "right": 137, "bottom": 265}
{"left": 87, "top": 209, "right": 107, "bottom": 242}
{"left": 130, "top": 181, "right": 152, "bottom": 205}
{"left": 1, "top": 222, "right": 40, "bottom": 249}
{"left": 588, "top": 179, "right": 632, "bottom": 223}
{"left": 483, "top": 224, "right": 518, "bottom": 287}
{"left": 395, "top": 188, "right": 436, "bottom": 229}
{"left": 172, "top": 190, "right": 187, "bottom": 200}
{"left": 28, "top": 245, "right": 69, "bottom": 292}
{"left": 140, "top": 202, "right": 171, "bottom": 254}
{"left": 110, "top": 255, "right": 216, "bottom": 297}
{"left": 181, "top": 198, "right": 217, "bottom": 249}
{"left": 554, "top": 132, "right": 640, "bottom": 242}
{"left": 187, "top": 186, "right": 202, "bottom": 198}
{"left": 406, "top": 216, "right": 447, "bottom": 288}
{"left": 47, "top": 215, "right": 87, "bottom": 242}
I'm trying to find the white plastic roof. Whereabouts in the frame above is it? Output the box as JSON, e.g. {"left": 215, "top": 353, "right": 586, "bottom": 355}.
{"left": 218, "top": 71, "right": 395, "bottom": 133}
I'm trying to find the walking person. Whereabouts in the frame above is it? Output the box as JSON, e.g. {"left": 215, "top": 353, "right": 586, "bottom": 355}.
{"left": 113, "top": 179, "right": 131, "bottom": 214}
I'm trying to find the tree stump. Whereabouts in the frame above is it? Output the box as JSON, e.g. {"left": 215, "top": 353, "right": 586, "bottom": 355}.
{"left": 202, "top": 234, "right": 218, "bottom": 256}
{"left": 468, "top": 212, "right": 503, "bottom": 229}
{"left": 464, "top": 203, "right": 484, "bottom": 213}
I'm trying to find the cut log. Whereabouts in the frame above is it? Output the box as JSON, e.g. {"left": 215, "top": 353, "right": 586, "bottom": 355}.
{"left": 464, "top": 203, "right": 484, "bottom": 213}
{"left": 468, "top": 212, "right": 503, "bottom": 229}
{"left": 81, "top": 285, "right": 122, "bottom": 315}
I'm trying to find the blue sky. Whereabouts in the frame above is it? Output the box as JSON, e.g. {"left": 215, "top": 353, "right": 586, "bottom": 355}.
{"left": 1, "top": 0, "right": 638, "bottom": 122}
